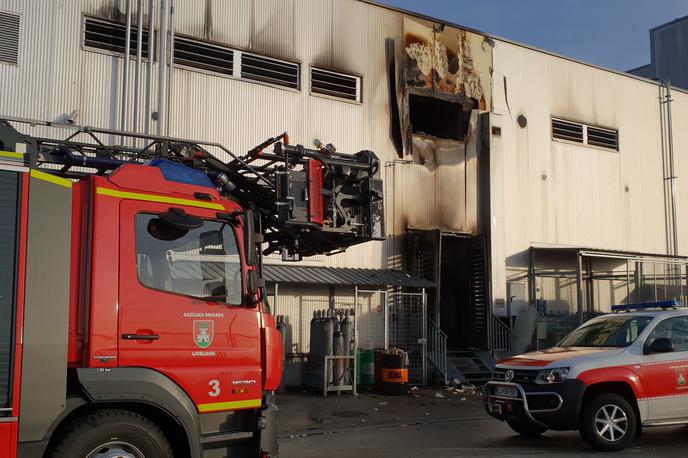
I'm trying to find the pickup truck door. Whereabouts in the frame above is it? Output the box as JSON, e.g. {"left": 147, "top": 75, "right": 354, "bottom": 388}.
{"left": 117, "top": 200, "right": 263, "bottom": 413}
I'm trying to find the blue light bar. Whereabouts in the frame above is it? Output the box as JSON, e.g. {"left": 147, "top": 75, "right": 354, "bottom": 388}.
{"left": 150, "top": 159, "right": 215, "bottom": 189}
{"left": 611, "top": 299, "right": 681, "bottom": 312}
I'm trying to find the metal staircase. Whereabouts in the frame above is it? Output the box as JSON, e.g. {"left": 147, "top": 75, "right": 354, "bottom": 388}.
{"left": 446, "top": 350, "right": 494, "bottom": 386}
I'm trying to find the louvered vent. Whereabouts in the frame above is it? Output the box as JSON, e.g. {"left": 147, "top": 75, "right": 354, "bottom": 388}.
{"left": 240, "top": 53, "right": 299, "bottom": 89}
{"left": 552, "top": 118, "right": 584, "bottom": 143}
{"left": 311, "top": 68, "right": 361, "bottom": 102}
{"left": 0, "top": 12, "right": 20, "bottom": 65}
{"left": 84, "top": 17, "right": 150, "bottom": 58}
{"left": 587, "top": 126, "right": 618, "bottom": 151}
{"left": 174, "top": 37, "right": 233, "bottom": 75}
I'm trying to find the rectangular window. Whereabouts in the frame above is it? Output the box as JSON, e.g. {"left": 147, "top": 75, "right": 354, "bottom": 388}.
{"left": 552, "top": 118, "right": 618, "bottom": 151}
{"left": 83, "top": 16, "right": 150, "bottom": 59}
{"left": 173, "top": 36, "right": 233, "bottom": 75}
{"left": 310, "top": 67, "right": 361, "bottom": 102}
{"left": 135, "top": 213, "right": 243, "bottom": 305}
{"left": 0, "top": 171, "right": 20, "bottom": 411}
{"left": 240, "top": 52, "right": 300, "bottom": 89}
{"left": 0, "top": 11, "right": 20, "bottom": 65}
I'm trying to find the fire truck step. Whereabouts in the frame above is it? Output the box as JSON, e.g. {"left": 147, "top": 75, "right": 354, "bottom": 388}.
{"left": 200, "top": 431, "right": 254, "bottom": 446}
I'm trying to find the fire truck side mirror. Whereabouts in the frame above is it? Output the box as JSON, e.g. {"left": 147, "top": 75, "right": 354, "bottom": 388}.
{"left": 247, "top": 269, "right": 266, "bottom": 298}
{"left": 244, "top": 209, "right": 257, "bottom": 267}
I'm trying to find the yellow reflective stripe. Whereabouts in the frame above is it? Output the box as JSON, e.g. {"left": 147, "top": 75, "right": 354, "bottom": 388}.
{"left": 0, "top": 150, "right": 24, "bottom": 159}
{"left": 96, "top": 186, "right": 224, "bottom": 210}
{"left": 30, "top": 169, "right": 73, "bottom": 188}
{"left": 197, "top": 399, "right": 262, "bottom": 413}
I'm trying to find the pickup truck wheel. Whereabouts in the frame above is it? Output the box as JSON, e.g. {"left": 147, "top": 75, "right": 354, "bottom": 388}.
{"left": 506, "top": 417, "right": 547, "bottom": 437}
{"left": 580, "top": 393, "right": 637, "bottom": 451}
{"left": 49, "top": 409, "right": 173, "bottom": 458}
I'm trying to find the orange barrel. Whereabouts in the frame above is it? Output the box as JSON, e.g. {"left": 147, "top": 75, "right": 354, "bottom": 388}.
{"left": 380, "top": 352, "right": 408, "bottom": 395}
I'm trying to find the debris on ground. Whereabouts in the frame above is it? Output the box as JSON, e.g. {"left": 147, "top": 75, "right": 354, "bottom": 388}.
{"left": 409, "top": 386, "right": 419, "bottom": 392}
{"left": 434, "top": 392, "right": 446, "bottom": 399}
{"left": 378, "top": 401, "right": 388, "bottom": 406}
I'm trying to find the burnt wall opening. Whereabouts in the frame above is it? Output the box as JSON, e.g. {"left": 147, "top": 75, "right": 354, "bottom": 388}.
{"left": 409, "top": 94, "right": 474, "bottom": 141}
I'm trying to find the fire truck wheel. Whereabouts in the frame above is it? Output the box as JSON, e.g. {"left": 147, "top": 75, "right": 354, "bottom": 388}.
{"left": 579, "top": 393, "right": 637, "bottom": 451}
{"left": 50, "top": 409, "right": 173, "bottom": 458}
{"left": 505, "top": 417, "right": 547, "bottom": 437}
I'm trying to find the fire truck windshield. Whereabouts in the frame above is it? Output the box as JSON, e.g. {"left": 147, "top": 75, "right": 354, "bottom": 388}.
{"left": 135, "top": 213, "right": 243, "bottom": 305}
{"left": 558, "top": 315, "right": 653, "bottom": 348}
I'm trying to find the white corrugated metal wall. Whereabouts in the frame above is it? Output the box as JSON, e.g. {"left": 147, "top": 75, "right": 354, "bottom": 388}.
{"left": 5, "top": 0, "right": 688, "bottom": 354}
{"left": 492, "top": 39, "right": 688, "bottom": 320}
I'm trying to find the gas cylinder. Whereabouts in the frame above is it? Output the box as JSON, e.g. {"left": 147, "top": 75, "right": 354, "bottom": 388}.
{"left": 341, "top": 310, "right": 352, "bottom": 355}
{"left": 324, "top": 310, "right": 335, "bottom": 384}
{"left": 333, "top": 322, "right": 344, "bottom": 388}
{"left": 341, "top": 310, "right": 352, "bottom": 385}
{"left": 309, "top": 310, "right": 319, "bottom": 358}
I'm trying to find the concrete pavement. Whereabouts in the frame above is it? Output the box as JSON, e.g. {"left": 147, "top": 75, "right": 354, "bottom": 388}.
{"left": 276, "top": 388, "right": 687, "bottom": 457}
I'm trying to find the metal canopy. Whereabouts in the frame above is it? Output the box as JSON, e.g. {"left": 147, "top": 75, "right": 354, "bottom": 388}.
{"left": 262, "top": 264, "right": 436, "bottom": 288}
{"left": 528, "top": 245, "right": 688, "bottom": 326}
{"left": 530, "top": 244, "right": 688, "bottom": 263}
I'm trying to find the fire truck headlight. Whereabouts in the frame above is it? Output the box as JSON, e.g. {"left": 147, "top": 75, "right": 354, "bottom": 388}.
{"left": 535, "top": 367, "right": 570, "bottom": 384}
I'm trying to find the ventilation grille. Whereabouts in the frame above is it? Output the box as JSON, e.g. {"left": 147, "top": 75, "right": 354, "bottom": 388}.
{"left": 552, "top": 118, "right": 619, "bottom": 151}
{"left": 552, "top": 118, "right": 584, "bottom": 143}
{"left": 84, "top": 17, "right": 150, "bottom": 58}
{"left": 0, "top": 12, "right": 20, "bottom": 65}
{"left": 174, "top": 37, "right": 233, "bottom": 75}
{"left": 311, "top": 68, "right": 361, "bottom": 102}
{"left": 587, "top": 126, "right": 618, "bottom": 150}
{"left": 240, "top": 53, "right": 299, "bottom": 89}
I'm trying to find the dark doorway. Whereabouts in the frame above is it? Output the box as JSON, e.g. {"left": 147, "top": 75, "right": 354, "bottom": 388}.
{"left": 409, "top": 230, "right": 489, "bottom": 350}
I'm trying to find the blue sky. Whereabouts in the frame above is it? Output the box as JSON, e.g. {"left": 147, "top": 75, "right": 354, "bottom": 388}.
{"left": 377, "top": 0, "right": 688, "bottom": 71}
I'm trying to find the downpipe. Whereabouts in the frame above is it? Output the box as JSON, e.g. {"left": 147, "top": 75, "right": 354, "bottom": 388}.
{"left": 655, "top": 78, "right": 679, "bottom": 257}
{"left": 120, "top": 0, "right": 133, "bottom": 141}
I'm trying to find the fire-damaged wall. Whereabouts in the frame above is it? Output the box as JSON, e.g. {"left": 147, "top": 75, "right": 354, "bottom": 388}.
{"left": 385, "top": 18, "right": 492, "bottom": 236}
{"left": 0, "top": 0, "right": 493, "bottom": 270}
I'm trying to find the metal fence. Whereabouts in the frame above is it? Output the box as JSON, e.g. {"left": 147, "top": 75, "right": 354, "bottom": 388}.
{"left": 354, "top": 288, "right": 428, "bottom": 385}
{"left": 388, "top": 291, "right": 427, "bottom": 385}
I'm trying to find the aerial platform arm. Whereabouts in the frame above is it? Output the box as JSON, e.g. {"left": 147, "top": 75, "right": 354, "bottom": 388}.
{"left": 0, "top": 116, "right": 385, "bottom": 259}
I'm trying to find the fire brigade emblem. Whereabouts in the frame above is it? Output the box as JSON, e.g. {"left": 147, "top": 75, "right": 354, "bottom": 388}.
{"left": 676, "top": 368, "right": 686, "bottom": 387}
{"left": 193, "top": 320, "right": 214, "bottom": 349}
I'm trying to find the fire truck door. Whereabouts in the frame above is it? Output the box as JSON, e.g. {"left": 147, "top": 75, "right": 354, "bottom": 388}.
{"left": 117, "top": 201, "right": 263, "bottom": 413}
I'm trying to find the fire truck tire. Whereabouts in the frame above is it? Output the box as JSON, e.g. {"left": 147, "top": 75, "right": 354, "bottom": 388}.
{"left": 505, "top": 418, "right": 547, "bottom": 437}
{"left": 579, "top": 393, "right": 637, "bottom": 451}
{"left": 49, "top": 409, "right": 174, "bottom": 458}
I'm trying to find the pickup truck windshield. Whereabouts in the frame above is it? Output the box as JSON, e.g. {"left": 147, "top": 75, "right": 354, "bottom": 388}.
{"left": 559, "top": 315, "right": 653, "bottom": 347}
{"left": 135, "top": 213, "right": 243, "bottom": 305}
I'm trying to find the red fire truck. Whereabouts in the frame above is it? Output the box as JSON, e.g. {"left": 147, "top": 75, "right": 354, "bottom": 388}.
{"left": 0, "top": 117, "right": 384, "bottom": 458}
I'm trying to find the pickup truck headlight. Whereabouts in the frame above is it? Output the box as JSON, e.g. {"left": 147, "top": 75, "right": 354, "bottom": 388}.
{"left": 535, "top": 367, "right": 570, "bottom": 384}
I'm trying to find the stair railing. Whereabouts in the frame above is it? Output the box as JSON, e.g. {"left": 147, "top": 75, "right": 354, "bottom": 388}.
{"left": 427, "top": 317, "right": 448, "bottom": 384}
{"left": 489, "top": 313, "right": 512, "bottom": 360}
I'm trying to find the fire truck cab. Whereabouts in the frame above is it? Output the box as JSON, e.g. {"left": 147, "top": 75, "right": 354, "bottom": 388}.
{"left": 483, "top": 301, "right": 688, "bottom": 451}
{"left": 0, "top": 151, "right": 283, "bottom": 457}
{"left": 0, "top": 115, "right": 383, "bottom": 457}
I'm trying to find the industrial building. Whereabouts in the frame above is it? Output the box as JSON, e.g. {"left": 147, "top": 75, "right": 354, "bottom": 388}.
{"left": 629, "top": 14, "right": 688, "bottom": 91}
{"left": 2, "top": 0, "right": 688, "bottom": 386}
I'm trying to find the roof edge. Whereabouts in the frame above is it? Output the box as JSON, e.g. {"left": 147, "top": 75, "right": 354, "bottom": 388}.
{"left": 359, "top": 0, "right": 688, "bottom": 96}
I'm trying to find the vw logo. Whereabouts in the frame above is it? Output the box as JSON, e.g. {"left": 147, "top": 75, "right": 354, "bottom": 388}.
{"left": 505, "top": 370, "right": 515, "bottom": 382}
